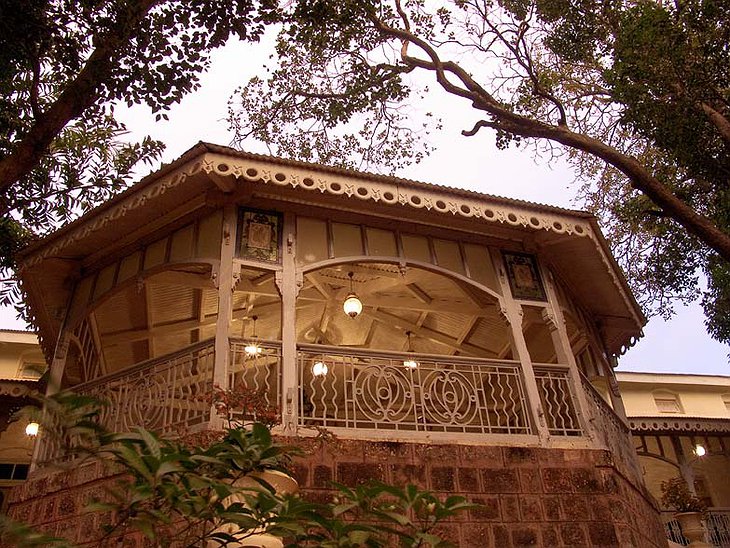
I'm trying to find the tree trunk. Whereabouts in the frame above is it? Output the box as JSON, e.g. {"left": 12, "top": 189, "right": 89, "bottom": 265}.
{"left": 0, "top": 0, "right": 160, "bottom": 211}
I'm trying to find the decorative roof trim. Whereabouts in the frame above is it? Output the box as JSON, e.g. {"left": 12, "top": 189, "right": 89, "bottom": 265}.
{"left": 18, "top": 143, "right": 596, "bottom": 271}
{"left": 203, "top": 152, "right": 595, "bottom": 233}
{"left": 629, "top": 416, "right": 730, "bottom": 434}
{"left": 0, "top": 379, "right": 41, "bottom": 398}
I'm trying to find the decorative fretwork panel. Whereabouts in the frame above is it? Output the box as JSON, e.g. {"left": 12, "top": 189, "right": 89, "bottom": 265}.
{"left": 37, "top": 340, "right": 215, "bottom": 464}
{"left": 298, "top": 345, "right": 532, "bottom": 435}
{"left": 72, "top": 317, "right": 102, "bottom": 383}
{"left": 534, "top": 367, "right": 583, "bottom": 436}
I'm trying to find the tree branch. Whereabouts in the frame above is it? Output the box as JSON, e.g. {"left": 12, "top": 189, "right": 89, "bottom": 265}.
{"left": 0, "top": 0, "right": 161, "bottom": 208}
{"left": 700, "top": 102, "right": 730, "bottom": 148}
{"left": 368, "top": 11, "right": 730, "bottom": 262}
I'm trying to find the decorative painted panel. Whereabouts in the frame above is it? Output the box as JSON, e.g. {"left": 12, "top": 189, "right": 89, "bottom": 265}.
{"left": 236, "top": 208, "right": 282, "bottom": 263}
{"left": 503, "top": 252, "right": 547, "bottom": 301}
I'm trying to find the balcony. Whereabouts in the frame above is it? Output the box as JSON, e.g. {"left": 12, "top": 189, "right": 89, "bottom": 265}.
{"left": 34, "top": 335, "right": 622, "bottom": 467}
{"left": 664, "top": 509, "right": 730, "bottom": 547}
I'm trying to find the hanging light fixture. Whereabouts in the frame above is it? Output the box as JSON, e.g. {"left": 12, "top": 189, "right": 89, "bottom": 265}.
{"left": 342, "top": 271, "right": 363, "bottom": 318}
{"left": 244, "top": 315, "right": 262, "bottom": 355}
{"left": 312, "top": 359, "right": 328, "bottom": 377}
{"left": 403, "top": 331, "right": 419, "bottom": 369}
{"left": 694, "top": 444, "right": 707, "bottom": 457}
{"left": 25, "top": 422, "right": 39, "bottom": 437}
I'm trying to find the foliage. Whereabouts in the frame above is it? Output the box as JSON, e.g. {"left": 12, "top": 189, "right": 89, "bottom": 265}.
{"left": 205, "top": 383, "right": 282, "bottom": 429}
{"left": 0, "top": 390, "right": 474, "bottom": 547}
{"left": 0, "top": 0, "right": 270, "bottom": 318}
{"left": 660, "top": 477, "right": 707, "bottom": 514}
{"left": 228, "top": 0, "right": 730, "bottom": 346}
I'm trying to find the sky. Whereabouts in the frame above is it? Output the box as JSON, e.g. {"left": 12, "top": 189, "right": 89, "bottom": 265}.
{"left": 2, "top": 36, "right": 728, "bottom": 376}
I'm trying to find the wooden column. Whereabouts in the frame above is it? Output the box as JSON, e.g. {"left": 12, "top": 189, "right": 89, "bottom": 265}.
{"left": 277, "top": 211, "right": 300, "bottom": 433}
{"left": 604, "top": 357, "right": 629, "bottom": 422}
{"left": 212, "top": 205, "right": 236, "bottom": 423}
{"left": 542, "top": 270, "right": 593, "bottom": 439}
{"left": 490, "top": 249, "right": 550, "bottom": 443}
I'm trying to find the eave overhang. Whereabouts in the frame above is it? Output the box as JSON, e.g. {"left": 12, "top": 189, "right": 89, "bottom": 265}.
{"left": 17, "top": 142, "right": 646, "bottom": 359}
{"left": 629, "top": 416, "right": 730, "bottom": 435}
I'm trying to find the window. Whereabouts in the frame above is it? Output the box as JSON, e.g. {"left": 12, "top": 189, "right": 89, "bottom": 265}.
{"left": 0, "top": 463, "right": 29, "bottom": 481}
{"left": 653, "top": 391, "right": 683, "bottom": 414}
{"left": 17, "top": 360, "right": 45, "bottom": 380}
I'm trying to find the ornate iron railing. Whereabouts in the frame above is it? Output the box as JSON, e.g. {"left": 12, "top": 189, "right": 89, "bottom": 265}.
{"left": 297, "top": 344, "right": 532, "bottom": 436}
{"left": 663, "top": 514, "right": 689, "bottom": 546}
{"left": 81, "top": 339, "right": 215, "bottom": 433}
{"left": 37, "top": 340, "right": 216, "bottom": 463}
{"left": 580, "top": 373, "right": 645, "bottom": 483}
{"left": 534, "top": 366, "right": 583, "bottom": 436}
{"left": 707, "top": 510, "right": 730, "bottom": 547}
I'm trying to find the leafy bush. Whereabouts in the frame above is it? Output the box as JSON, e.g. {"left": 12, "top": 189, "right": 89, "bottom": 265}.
{"left": 1, "top": 390, "right": 476, "bottom": 547}
{"left": 660, "top": 477, "right": 707, "bottom": 514}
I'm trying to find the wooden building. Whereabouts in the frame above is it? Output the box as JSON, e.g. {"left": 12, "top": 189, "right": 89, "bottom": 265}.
{"left": 5, "top": 143, "right": 668, "bottom": 546}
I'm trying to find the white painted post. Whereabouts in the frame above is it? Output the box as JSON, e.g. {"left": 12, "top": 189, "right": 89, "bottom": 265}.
{"left": 490, "top": 249, "right": 550, "bottom": 443}
{"left": 604, "top": 357, "right": 629, "bottom": 423}
{"left": 212, "top": 205, "right": 236, "bottom": 425}
{"left": 30, "top": 328, "right": 71, "bottom": 471}
{"left": 542, "top": 271, "right": 594, "bottom": 439}
{"left": 277, "top": 212, "right": 299, "bottom": 433}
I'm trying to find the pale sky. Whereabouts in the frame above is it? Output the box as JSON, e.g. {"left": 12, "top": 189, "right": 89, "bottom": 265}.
{"left": 3, "top": 37, "right": 728, "bottom": 375}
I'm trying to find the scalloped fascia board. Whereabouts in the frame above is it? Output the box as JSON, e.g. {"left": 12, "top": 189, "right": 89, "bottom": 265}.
{"left": 630, "top": 416, "right": 730, "bottom": 434}
{"left": 19, "top": 151, "right": 596, "bottom": 270}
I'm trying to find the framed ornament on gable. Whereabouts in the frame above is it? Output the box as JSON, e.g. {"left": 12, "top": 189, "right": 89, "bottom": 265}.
{"left": 503, "top": 251, "right": 547, "bottom": 301}
{"left": 237, "top": 208, "right": 282, "bottom": 262}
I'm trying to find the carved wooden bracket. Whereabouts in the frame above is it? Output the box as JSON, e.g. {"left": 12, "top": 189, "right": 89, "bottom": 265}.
{"left": 541, "top": 308, "right": 560, "bottom": 332}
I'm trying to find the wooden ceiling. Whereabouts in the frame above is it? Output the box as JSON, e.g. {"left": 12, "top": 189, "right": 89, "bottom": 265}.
{"left": 83, "top": 261, "right": 571, "bottom": 378}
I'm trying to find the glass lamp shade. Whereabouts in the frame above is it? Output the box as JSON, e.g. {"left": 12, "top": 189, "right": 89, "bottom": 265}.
{"left": 25, "top": 422, "right": 39, "bottom": 437}
{"left": 312, "top": 361, "right": 328, "bottom": 377}
{"left": 695, "top": 444, "right": 707, "bottom": 457}
{"left": 244, "top": 341, "right": 262, "bottom": 355}
{"left": 343, "top": 293, "right": 363, "bottom": 318}
{"left": 403, "top": 358, "right": 419, "bottom": 369}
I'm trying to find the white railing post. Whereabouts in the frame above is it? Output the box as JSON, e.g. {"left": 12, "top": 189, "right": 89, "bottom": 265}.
{"left": 276, "top": 211, "right": 299, "bottom": 433}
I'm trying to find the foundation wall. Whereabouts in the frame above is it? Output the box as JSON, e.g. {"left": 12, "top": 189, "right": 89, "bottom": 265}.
{"left": 2, "top": 442, "right": 668, "bottom": 547}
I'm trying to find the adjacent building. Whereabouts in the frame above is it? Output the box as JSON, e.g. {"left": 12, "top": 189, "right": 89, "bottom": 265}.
{"left": 0, "top": 330, "right": 44, "bottom": 509}
{"left": 617, "top": 371, "right": 730, "bottom": 546}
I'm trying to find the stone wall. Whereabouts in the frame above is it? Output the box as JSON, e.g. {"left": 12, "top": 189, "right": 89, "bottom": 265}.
{"left": 290, "top": 440, "right": 668, "bottom": 548}
{"left": 2, "top": 441, "right": 668, "bottom": 547}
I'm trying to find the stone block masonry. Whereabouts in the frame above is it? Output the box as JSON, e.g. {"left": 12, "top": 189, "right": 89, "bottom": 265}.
{"left": 291, "top": 440, "right": 668, "bottom": 548}
{"left": 2, "top": 442, "right": 668, "bottom": 547}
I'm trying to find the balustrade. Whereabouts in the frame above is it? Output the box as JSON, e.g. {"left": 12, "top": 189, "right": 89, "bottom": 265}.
{"left": 534, "top": 366, "right": 583, "bottom": 436}
{"left": 297, "top": 344, "right": 533, "bottom": 437}
{"left": 36, "top": 339, "right": 611, "bottom": 465}
{"left": 662, "top": 509, "right": 730, "bottom": 547}
{"left": 229, "top": 338, "right": 282, "bottom": 418}
{"left": 37, "top": 340, "right": 216, "bottom": 463}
